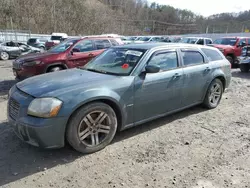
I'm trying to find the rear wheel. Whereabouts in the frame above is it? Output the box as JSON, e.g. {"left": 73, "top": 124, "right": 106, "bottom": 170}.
{"left": 48, "top": 66, "right": 63, "bottom": 72}
{"left": 66, "top": 102, "right": 117, "bottom": 154}
{"left": 203, "top": 79, "right": 223, "bottom": 109}
{"left": 240, "top": 64, "right": 250, "bottom": 73}
{"left": 0, "top": 51, "right": 9, "bottom": 60}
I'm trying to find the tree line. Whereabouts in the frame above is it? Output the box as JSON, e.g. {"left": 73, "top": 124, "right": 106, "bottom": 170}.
{"left": 0, "top": 0, "right": 249, "bottom": 35}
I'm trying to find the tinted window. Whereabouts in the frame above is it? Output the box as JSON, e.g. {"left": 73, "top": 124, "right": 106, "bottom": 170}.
{"left": 205, "top": 39, "right": 212, "bottom": 44}
{"left": 181, "top": 51, "right": 204, "bottom": 66}
{"left": 248, "top": 38, "right": 250, "bottom": 45}
{"left": 28, "top": 38, "right": 37, "bottom": 43}
{"left": 201, "top": 48, "right": 223, "bottom": 61}
{"left": 51, "top": 36, "right": 62, "bottom": 41}
{"left": 148, "top": 51, "right": 178, "bottom": 71}
{"left": 73, "top": 40, "right": 95, "bottom": 52}
{"left": 196, "top": 39, "right": 204, "bottom": 45}
{"left": 5, "top": 42, "right": 18, "bottom": 47}
{"left": 94, "top": 39, "right": 111, "bottom": 49}
{"left": 110, "top": 39, "right": 119, "bottom": 46}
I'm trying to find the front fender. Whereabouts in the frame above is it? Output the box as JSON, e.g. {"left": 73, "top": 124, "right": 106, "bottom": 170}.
{"left": 59, "top": 88, "right": 127, "bottom": 127}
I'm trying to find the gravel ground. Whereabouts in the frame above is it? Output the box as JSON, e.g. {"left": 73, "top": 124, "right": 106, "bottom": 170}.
{"left": 0, "top": 60, "right": 250, "bottom": 188}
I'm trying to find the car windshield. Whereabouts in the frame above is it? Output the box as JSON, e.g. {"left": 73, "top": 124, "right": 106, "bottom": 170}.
{"left": 179, "top": 37, "right": 198, "bottom": 44}
{"left": 83, "top": 48, "right": 146, "bottom": 76}
{"left": 139, "top": 37, "right": 151, "bottom": 41}
{"left": 213, "top": 38, "right": 237, "bottom": 46}
{"left": 49, "top": 39, "right": 78, "bottom": 53}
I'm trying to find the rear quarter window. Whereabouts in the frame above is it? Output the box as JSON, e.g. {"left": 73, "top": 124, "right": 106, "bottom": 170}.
{"left": 201, "top": 48, "right": 224, "bottom": 61}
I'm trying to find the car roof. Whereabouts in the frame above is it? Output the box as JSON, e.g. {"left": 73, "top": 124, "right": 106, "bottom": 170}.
{"left": 113, "top": 43, "right": 216, "bottom": 50}
{"left": 220, "top": 36, "right": 250, "bottom": 39}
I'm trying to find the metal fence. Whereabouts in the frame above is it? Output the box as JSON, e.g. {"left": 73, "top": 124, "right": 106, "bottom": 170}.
{"left": 0, "top": 30, "right": 50, "bottom": 43}
{"left": 1, "top": 29, "right": 250, "bottom": 43}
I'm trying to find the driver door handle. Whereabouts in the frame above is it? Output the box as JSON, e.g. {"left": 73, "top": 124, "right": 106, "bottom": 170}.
{"left": 173, "top": 73, "right": 181, "bottom": 79}
{"left": 205, "top": 67, "right": 211, "bottom": 72}
{"left": 88, "top": 53, "right": 94, "bottom": 57}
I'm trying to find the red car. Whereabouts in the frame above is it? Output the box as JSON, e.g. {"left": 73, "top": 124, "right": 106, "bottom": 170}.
{"left": 13, "top": 36, "right": 123, "bottom": 79}
{"left": 211, "top": 37, "right": 250, "bottom": 67}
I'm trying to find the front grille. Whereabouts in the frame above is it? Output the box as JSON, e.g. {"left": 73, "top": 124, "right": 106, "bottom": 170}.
{"left": 9, "top": 98, "right": 20, "bottom": 121}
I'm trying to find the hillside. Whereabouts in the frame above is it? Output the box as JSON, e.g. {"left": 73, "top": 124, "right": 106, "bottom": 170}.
{"left": 0, "top": 0, "right": 249, "bottom": 35}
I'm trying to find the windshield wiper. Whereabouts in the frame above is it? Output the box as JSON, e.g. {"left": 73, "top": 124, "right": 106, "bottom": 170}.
{"left": 81, "top": 68, "right": 107, "bottom": 74}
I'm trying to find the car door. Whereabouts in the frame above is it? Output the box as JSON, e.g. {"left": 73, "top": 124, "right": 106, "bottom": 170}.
{"left": 180, "top": 48, "right": 211, "bottom": 107}
{"left": 18, "top": 43, "right": 32, "bottom": 55}
{"left": 68, "top": 40, "right": 96, "bottom": 67}
{"left": 4, "top": 42, "right": 21, "bottom": 57}
{"left": 133, "top": 49, "right": 184, "bottom": 123}
{"left": 235, "top": 38, "right": 247, "bottom": 56}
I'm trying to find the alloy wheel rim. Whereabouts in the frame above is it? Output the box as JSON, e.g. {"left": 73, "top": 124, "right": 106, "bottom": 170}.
{"left": 1, "top": 52, "right": 8, "bottom": 60}
{"left": 78, "top": 111, "right": 111, "bottom": 147}
{"left": 209, "top": 83, "right": 221, "bottom": 105}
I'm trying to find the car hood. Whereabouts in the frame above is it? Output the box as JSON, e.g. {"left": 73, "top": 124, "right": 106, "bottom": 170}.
{"left": 16, "top": 51, "right": 58, "bottom": 61}
{"left": 16, "top": 68, "right": 120, "bottom": 97}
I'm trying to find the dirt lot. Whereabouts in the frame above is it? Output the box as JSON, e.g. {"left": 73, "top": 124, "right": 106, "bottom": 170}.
{"left": 0, "top": 60, "right": 250, "bottom": 188}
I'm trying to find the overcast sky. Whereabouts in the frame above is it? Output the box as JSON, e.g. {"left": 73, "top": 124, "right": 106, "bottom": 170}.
{"left": 148, "top": 0, "right": 250, "bottom": 17}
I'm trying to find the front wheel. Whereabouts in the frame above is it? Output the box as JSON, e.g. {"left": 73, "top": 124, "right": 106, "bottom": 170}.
{"left": 203, "top": 79, "right": 223, "bottom": 109}
{"left": 66, "top": 102, "right": 117, "bottom": 154}
{"left": 240, "top": 64, "right": 250, "bottom": 73}
{"left": 226, "top": 56, "right": 238, "bottom": 68}
{"left": 0, "top": 51, "right": 10, "bottom": 60}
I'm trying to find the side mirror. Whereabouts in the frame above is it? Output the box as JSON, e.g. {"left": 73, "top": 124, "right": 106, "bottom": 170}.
{"left": 145, "top": 65, "right": 160, "bottom": 73}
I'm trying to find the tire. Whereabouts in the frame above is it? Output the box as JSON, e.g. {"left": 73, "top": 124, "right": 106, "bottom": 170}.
{"left": 226, "top": 56, "right": 237, "bottom": 68}
{"left": 240, "top": 64, "right": 250, "bottom": 73}
{"left": 66, "top": 102, "right": 117, "bottom": 154}
{"left": 203, "top": 79, "right": 223, "bottom": 109}
{"left": 39, "top": 46, "right": 45, "bottom": 52}
{"left": 48, "top": 66, "right": 63, "bottom": 72}
{"left": 0, "top": 51, "right": 10, "bottom": 60}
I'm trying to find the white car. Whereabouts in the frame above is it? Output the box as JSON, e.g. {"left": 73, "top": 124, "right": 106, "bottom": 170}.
{"left": 179, "top": 37, "right": 213, "bottom": 45}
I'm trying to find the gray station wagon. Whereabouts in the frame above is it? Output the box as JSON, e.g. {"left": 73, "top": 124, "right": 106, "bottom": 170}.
{"left": 7, "top": 43, "right": 231, "bottom": 154}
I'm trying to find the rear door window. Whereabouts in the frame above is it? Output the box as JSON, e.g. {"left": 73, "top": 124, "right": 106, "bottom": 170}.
{"left": 201, "top": 48, "right": 223, "bottom": 61}
{"left": 181, "top": 50, "right": 204, "bottom": 66}
{"left": 73, "top": 40, "right": 95, "bottom": 52}
{"left": 205, "top": 39, "right": 213, "bottom": 45}
{"left": 196, "top": 39, "right": 204, "bottom": 45}
{"left": 94, "top": 39, "right": 112, "bottom": 49}
{"left": 109, "top": 39, "right": 119, "bottom": 46}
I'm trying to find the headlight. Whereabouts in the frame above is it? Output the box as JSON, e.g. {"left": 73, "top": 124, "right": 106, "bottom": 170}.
{"left": 23, "top": 60, "right": 41, "bottom": 67}
{"left": 8, "top": 86, "right": 15, "bottom": 99}
{"left": 27, "top": 98, "right": 62, "bottom": 118}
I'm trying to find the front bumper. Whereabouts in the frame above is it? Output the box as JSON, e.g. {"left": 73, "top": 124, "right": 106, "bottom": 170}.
{"left": 7, "top": 86, "right": 68, "bottom": 149}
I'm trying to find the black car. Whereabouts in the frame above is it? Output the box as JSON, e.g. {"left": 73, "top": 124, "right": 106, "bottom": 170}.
{"left": 0, "top": 41, "right": 42, "bottom": 60}
{"left": 27, "top": 38, "right": 48, "bottom": 50}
